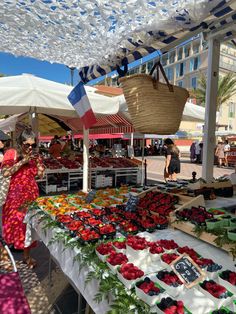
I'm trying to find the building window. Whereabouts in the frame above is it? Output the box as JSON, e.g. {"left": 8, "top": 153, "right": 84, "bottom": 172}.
{"left": 147, "top": 60, "right": 154, "bottom": 72}
{"left": 177, "top": 47, "right": 183, "bottom": 60}
{"left": 191, "top": 77, "right": 197, "bottom": 89}
{"left": 176, "top": 62, "right": 185, "bottom": 78}
{"left": 177, "top": 81, "right": 183, "bottom": 87}
{"left": 229, "top": 102, "right": 235, "bottom": 118}
{"left": 169, "top": 51, "right": 176, "bottom": 64}
{"left": 190, "top": 56, "right": 200, "bottom": 71}
{"left": 140, "top": 64, "right": 146, "bottom": 73}
{"left": 184, "top": 45, "right": 190, "bottom": 58}
{"left": 166, "top": 67, "right": 173, "bottom": 81}
{"left": 202, "top": 40, "right": 208, "bottom": 50}
{"left": 193, "top": 43, "right": 200, "bottom": 54}
{"left": 161, "top": 55, "right": 168, "bottom": 66}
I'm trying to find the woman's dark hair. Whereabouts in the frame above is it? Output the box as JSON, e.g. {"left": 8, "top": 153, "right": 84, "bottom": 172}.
{"left": 16, "top": 127, "right": 36, "bottom": 156}
{"left": 164, "top": 138, "right": 174, "bottom": 146}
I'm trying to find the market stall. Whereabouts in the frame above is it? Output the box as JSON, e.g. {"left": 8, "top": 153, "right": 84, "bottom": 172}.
{"left": 38, "top": 156, "right": 142, "bottom": 193}
{"left": 25, "top": 187, "right": 236, "bottom": 314}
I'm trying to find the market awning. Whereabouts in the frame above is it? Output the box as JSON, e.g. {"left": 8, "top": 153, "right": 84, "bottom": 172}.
{"left": 0, "top": 1, "right": 235, "bottom": 83}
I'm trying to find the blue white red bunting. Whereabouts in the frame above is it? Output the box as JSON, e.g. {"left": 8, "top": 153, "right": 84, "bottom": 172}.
{"left": 79, "top": 0, "right": 236, "bottom": 83}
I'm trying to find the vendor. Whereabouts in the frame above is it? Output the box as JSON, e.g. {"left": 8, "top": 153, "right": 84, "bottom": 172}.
{"left": 49, "top": 138, "right": 62, "bottom": 158}
{"left": 0, "top": 130, "right": 10, "bottom": 164}
{"left": 1, "top": 125, "right": 45, "bottom": 268}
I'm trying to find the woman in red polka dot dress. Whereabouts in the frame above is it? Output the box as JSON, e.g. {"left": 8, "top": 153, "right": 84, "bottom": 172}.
{"left": 1, "top": 127, "right": 45, "bottom": 268}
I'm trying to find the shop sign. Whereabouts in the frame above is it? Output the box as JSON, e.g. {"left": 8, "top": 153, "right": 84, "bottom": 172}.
{"left": 125, "top": 194, "right": 139, "bottom": 212}
{"left": 86, "top": 190, "right": 96, "bottom": 203}
{"left": 171, "top": 254, "right": 205, "bottom": 288}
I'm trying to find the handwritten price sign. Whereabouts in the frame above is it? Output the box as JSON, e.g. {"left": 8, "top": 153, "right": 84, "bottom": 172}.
{"left": 171, "top": 253, "right": 205, "bottom": 288}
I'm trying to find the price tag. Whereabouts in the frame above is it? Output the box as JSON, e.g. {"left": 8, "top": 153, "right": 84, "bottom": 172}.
{"left": 125, "top": 193, "right": 139, "bottom": 212}
{"left": 85, "top": 190, "right": 96, "bottom": 203}
{"left": 171, "top": 254, "right": 205, "bottom": 288}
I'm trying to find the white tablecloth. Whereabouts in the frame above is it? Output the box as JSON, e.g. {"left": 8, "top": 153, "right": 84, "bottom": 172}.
{"left": 26, "top": 212, "right": 235, "bottom": 314}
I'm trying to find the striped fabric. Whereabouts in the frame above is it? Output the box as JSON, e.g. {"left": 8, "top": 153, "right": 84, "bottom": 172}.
{"left": 89, "top": 114, "right": 134, "bottom": 134}
{"left": 79, "top": 0, "right": 236, "bottom": 83}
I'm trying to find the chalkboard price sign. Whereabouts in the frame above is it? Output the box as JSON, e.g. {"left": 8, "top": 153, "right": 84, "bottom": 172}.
{"left": 86, "top": 190, "right": 96, "bottom": 203}
{"left": 125, "top": 193, "right": 139, "bottom": 212}
{"left": 171, "top": 254, "right": 205, "bottom": 288}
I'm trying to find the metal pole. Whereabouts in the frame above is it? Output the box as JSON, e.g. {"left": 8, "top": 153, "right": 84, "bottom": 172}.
{"left": 67, "top": 66, "right": 76, "bottom": 86}
{"left": 82, "top": 127, "right": 89, "bottom": 192}
{"left": 141, "top": 135, "right": 145, "bottom": 186}
{"left": 202, "top": 38, "right": 220, "bottom": 182}
{"left": 144, "top": 159, "right": 147, "bottom": 187}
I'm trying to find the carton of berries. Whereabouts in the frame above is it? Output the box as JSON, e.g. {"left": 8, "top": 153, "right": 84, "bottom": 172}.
{"left": 218, "top": 270, "right": 236, "bottom": 294}
{"left": 126, "top": 235, "right": 149, "bottom": 261}
{"left": 117, "top": 263, "right": 144, "bottom": 289}
{"left": 156, "top": 297, "right": 191, "bottom": 314}
{"left": 135, "top": 276, "right": 165, "bottom": 307}
{"left": 193, "top": 257, "right": 222, "bottom": 280}
{"left": 157, "top": 239, "right": 179, "bottom": 253}
{"left": 112, "top": 238, "right": 126, "bottom": 254}
{"left": 106, "top": 251, "right": 128, "bottom": 274}
{"left": 199, "top": 280, "right": 234, "bottom": 308}
{"left": 211, "top": 307, "right": 236, "bottom": 314}
{"left": 160, "top": 253, "right": 180, "bottom": 268}
{"left": 94, "top": 223, "right": 116, "bottom": 239}
{"left": 153, "top": 270, "right": 184, "bottom": 297}
{"left": 95, "top": 242, "right": 116, "bottom": 262}
{"left": 76, "top": 227, "right": 100, "bottom": 244}
{"left": 148, "top": 242, "right": 165, "bottom": 262}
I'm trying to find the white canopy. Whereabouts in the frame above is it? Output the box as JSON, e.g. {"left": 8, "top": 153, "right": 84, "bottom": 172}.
{"left": 0, "top": 74, "right": 122, "bottom": 117}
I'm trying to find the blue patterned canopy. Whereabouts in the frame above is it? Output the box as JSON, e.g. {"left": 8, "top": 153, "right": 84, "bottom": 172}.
{"left": 0, "top": 1, "right": 235, "bottom": 82}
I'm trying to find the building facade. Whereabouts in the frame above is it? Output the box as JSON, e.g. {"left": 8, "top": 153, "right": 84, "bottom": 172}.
{"left": 101, "top": 36, "right": 236, "bottom": 134}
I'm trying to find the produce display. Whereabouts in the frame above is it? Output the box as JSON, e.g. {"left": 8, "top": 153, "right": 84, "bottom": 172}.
{"left": 138, "top": 190, "right": 178, "bottom": 216}
{"left": 174, "top": 205, "right": 236, "bottom": 245}
{"left": 75, "top": 156, "right": 139, "bottom": 169}
{"left": 35, "top": 188, "right": 173, "bottom": 242}
{"left": 91, "top": 233, "right": 235, "bottom": 313}
{"left": 31, "top": 186, "right": 236, "bottom": 314}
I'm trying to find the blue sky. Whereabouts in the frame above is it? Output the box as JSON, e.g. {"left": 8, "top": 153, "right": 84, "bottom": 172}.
{"left": 0, "top": 52, "right": 79, "bottom": 85}
{"left": 0, "top": 50, "right": 160, "bottom": 86}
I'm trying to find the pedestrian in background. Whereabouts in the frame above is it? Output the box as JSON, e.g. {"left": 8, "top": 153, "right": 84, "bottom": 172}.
{"left": 190, "top": 141, "right": 196, "bottom": 163}
{"left": 224, "top": 140, "right": 230, "bottom": 167}
{"left": 164, "top": 138, "right": 181, "bottom": 182}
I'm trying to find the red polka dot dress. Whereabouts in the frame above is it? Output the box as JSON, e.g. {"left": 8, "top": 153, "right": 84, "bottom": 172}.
{"left": 1, "top": 149, "right": 43, "bottom": 249}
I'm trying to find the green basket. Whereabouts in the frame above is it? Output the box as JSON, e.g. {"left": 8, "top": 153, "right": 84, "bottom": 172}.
{"left": 206, "top": 218, "right": 224, "bottom": 231}
{"left": 227, "top": 228, "right": 236, "bottom": 241}
{"left": 229, "top": 218, "right": 236, "bottom": 228}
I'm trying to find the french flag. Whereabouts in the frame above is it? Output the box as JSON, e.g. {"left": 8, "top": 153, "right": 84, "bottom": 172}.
{"left": 68, "top": 81, "right": 97, "bottom": 129}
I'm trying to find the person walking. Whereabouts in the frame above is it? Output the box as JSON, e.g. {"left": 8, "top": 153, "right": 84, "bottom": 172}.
{"left": 1, "top": 125, "right": 45, "bottom": 268}
{"left": 0, "top": 130, "right": 10, "bottom": 164}
{"left": 224, "top": 140, "right": 230, "bottom": 167}
{"left": 215, "top": 141, "right": 225, "bottom": 167}
{"left": 195, "top": 141, "right": 201, "bottom": 164}
{"left": 190, "top": 141, "right": 196, "bottom": 163}
{"left": 164, "top": 138, "right": 181, "bottom": 182}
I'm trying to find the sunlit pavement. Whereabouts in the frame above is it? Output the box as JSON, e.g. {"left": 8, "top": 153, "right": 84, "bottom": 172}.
{"left": 138, "top": 156, "right": 234, "bottom": 182}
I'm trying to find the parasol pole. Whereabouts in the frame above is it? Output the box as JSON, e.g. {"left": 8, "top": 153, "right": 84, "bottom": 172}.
{"left": 82, "top": 126, "right": 89, "bottom": 192}
{"left": 141, "top": 134, "right": 145, "bottom": 186}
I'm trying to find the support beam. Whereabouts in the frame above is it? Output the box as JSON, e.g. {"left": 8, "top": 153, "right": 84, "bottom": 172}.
{"left": 141, "top": 135, "right": 145, "bottom": 186}
{"left": 82, "top": 127, "right": 89, "bottom": 192}
{"left": 202, "top": 38, "right": 220, "bottom": 182}
{"left": 29, "top": 111, "right": 39, "bottom": 148}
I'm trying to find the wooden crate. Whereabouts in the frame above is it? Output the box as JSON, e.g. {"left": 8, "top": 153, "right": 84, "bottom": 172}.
{"left": 188, "top": 180, "right": 232, "bottom": 190}
{"left": 170, "top": 218, "right": 235, "bottom": 256}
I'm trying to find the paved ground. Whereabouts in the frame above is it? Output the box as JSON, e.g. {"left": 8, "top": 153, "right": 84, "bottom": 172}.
{"left": 139, "top": 156, "right": 234, "bottom": 181}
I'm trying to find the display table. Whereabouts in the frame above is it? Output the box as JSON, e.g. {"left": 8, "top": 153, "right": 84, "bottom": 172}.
{"left": 26, "top": 209, "right": 235, "bottom": 314}
{"left": 37, "top": 167, "right": 142, "bottom": 194}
